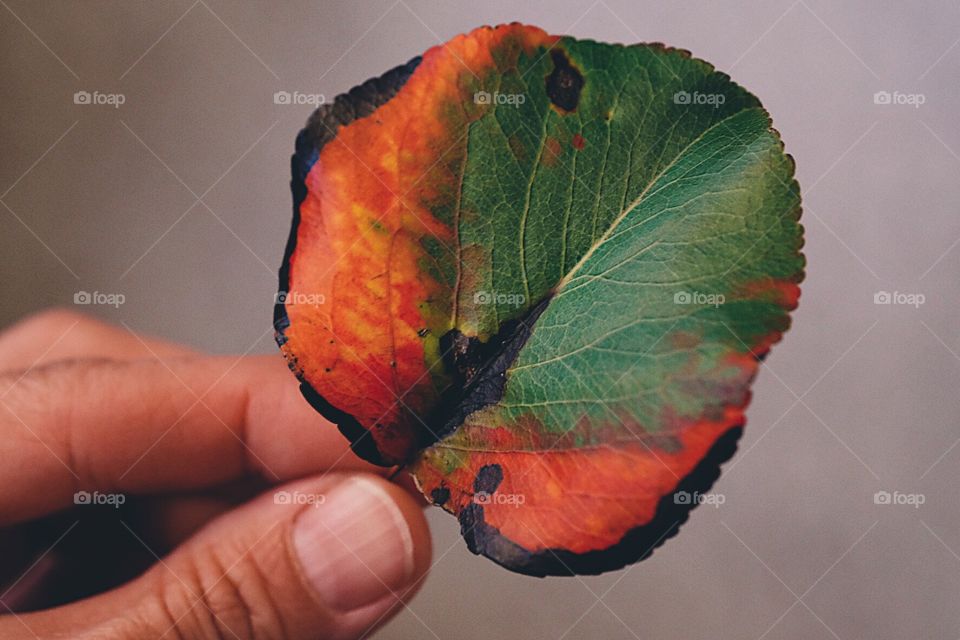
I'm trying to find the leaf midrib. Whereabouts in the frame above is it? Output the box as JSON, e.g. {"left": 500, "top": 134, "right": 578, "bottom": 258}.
{"left": 553, "top": 106, "right": 762, "bottom": 296}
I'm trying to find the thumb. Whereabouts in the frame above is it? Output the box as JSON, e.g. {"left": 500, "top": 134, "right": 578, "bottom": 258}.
{"left": 8, "top": 474, "right": 432, "bottom": 640}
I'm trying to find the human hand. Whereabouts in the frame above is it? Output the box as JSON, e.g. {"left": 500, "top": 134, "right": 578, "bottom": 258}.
{"left": 0, "top": 309, "right": 431, "bottom": 639}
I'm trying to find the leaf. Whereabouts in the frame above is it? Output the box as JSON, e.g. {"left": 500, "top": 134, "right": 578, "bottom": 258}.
{"left": 275, "top": 24, "right": 804, "bottom": 576}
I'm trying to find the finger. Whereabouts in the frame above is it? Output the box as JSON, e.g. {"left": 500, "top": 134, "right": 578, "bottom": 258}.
{"left": 0, "top": 474, "right": 432, "bottom": 640}
{"left": 0, "top": 355, "right": 400, "bottom": 524}
{"left": 0, "top": 309, "right": 195, "bottom": 372}
{"left": 135, "top": 477, "right": 274, "bottom": 550}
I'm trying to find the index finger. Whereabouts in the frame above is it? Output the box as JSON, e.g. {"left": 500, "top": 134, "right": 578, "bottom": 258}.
{"left": 0, "top": 354, "right": 389, "bottom": 524}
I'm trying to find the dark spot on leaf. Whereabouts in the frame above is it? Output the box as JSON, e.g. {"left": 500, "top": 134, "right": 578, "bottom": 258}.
{"left": 545, "top": 49, "right": 583, "bottom": 112}
{"left": 427, "top": 295, "right": 552, "bottom": 446}
{"left": 417, "top": 328, "right": 429, "bottom": 337}
{"left": 440, "top": 330, "right": 486, "bottom": 383}
{"left": 474, "top": 464, "right": 503, "bottom": 494}
{"left": 572, "top": 134, "right": 586, "bottom": 150}
{"left": 431, "top": 486, "right": 450, "bottom": 506}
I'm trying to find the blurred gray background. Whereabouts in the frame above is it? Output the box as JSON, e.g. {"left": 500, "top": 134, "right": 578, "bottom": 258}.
{"left": 2, "top": 1, "right": 959, "bottom": 638}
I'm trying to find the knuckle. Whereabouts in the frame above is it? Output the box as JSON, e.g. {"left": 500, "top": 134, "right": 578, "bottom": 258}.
{"left": 0, "top": 359, "right": 107, "bottom": 484}
{"left": 145, "top": 543, "right": 289, "bottom": 640}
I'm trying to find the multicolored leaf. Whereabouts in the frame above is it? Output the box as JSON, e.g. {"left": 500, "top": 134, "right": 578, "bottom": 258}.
{"left": 275, "top": 24, "right": 804, "bottom": 576}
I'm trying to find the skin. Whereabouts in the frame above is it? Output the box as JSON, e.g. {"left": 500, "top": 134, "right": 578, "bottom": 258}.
{"left": 0, "top": 309, "right": 432, "bottom": 640}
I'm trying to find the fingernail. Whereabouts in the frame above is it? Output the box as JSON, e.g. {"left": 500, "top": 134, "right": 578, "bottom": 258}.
{"left": 292, "top": 477, "right": 415, "bottom": 611}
